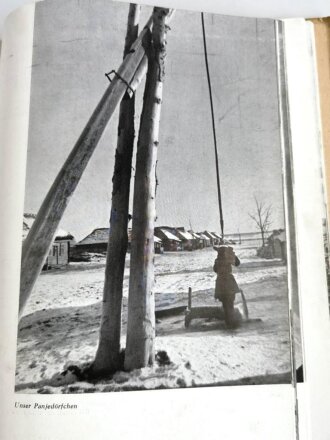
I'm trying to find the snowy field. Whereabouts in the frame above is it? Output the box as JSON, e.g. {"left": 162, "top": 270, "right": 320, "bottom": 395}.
{"left": 16, "top": 245, "right": 298, "bottom": 393}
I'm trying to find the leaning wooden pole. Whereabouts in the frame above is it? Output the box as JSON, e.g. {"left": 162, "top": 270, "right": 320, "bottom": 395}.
{"left": 92, "top": 4, "right": 141, "bottom": 375}
{"left": 18, "top": 15, "right": 154, "bottom": 317}
{"left": 124, "top": 7, "right": 171, "bottom": 371}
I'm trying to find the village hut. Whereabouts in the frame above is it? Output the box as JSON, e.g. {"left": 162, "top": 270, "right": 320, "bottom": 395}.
{"left": 175, "top": 228, "right": 195, "bottom": 251}
{"left": 198, "top": 232, "right": 211, "bottom": 247}
{"left": 22, "top": 213, "right": 36, "bottom": 240}
{"left": 203, "top": 231, "right": 220, "bottom": 246}
{"left": 154, "top": 227, "right": 182, "bottom": 251}
{"left": 154, "top": 236, "right": 164, "bottom": 254}
{"left": 271, "top": 230, "right": 287, "bottom": 261}
{"left": 75, "top": 228, "right": 109, "bottom": 254}
{"left": 47, "top": 229, "right": 75, "bottom": 269}
{"left": 23, "top": 213, "right": 74, "bottom": 269}
{"left": 128, "top": 229, "right": 163, "bottom": 254}
{"left": 189, "top": 231, "right": 204, "bottom": 249}
{"left": 212, "top": 231, "right": 224, "bottom": 245}
{"left": 73, "top": 227, "right": 163, "bottom": 259}
{"left": 261, "top": 229, "right": 287, "bottom": 261}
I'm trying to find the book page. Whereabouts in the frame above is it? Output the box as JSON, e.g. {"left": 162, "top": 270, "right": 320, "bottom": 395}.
{"left": 309, "top": 18, "right": 330, "bottom": 316}
{"left": 0, "top": 1, "right": 35, "bottom": 437}
{"left": 283, "top": 18, "right": 330, "bottom": 440}
{"left": 1, "top": 0, "right": 329, "bottom": 439}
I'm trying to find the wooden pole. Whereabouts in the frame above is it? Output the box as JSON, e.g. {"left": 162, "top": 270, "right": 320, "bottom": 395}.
{"left": 201, "top": 12, "right": 225, "bottom": 238}
{"left": 92, "top": 4, "right": 141, "bottom": 375}
{"left": 19, "top": 15, "right": 153, "bottom": 316}
{"left": 126, "top": 9, "right": 174, "bottom": 99}
{"left": 124, "top": 7, "right": 171, "bottom": 371}
{"left": 188, "top": 287, "right": 192, "bottom": 310}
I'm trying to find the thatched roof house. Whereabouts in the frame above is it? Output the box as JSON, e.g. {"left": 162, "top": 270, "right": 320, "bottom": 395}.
{"left": 76, "top": 228, "right": 109, "bottom": 253}
{"left": 76, "top": 227, "right": 163, "bottom": 255}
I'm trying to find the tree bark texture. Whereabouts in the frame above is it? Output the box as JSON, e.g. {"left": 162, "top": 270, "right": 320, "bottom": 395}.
{"left": 124, "top": 7, "right": 170, "bottom": 371}
{"left": 92, "top": 4, "right": 141, "bottom": 375}
{"left": 19, "top": 14, "right": 153, "bottom": 317}
{"left": 126, "top": 9, "right": 174, "bottom": 99}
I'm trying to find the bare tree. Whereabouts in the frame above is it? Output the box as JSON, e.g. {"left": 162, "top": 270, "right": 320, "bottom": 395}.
{"left": 92, "top": 4, "right": 142, "bottom": 376}
{"left": 124, "top": 7, "right": 171, "bottom": 371}
{"left": 248, "top": 197, "right": 272, "bottom": 247}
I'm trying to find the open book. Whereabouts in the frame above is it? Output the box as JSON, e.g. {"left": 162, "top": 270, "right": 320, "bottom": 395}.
{"left": 0, "top": 0, "right": 330, "bottom": 439}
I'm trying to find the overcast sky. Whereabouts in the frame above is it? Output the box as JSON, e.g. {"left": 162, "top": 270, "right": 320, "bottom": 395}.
{"left": 1, "top": 0, "right": 330, "bottom": 36}
{"left": 25, "top": 0, "right": 286, "bottom": 240}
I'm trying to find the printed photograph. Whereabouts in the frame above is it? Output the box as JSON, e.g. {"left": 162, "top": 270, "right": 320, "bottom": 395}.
{"left": 16, "top": 0, "right": 302, "bottom": 393}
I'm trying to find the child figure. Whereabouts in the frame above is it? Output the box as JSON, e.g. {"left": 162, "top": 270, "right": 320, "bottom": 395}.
{"left": 213, "top": 246, "right": 241, "bottom": 328}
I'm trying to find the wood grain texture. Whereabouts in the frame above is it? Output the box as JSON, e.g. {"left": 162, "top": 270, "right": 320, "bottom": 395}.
{"left": 92, "top": 4, "right": 141, "bottom": 375}
{"left": 124, "top": 7, "right": 171, "bottom": 371}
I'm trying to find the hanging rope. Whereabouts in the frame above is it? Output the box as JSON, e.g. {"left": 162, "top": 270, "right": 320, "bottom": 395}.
{"left": 201, "top": 12, "right": 224, "bottom": 239}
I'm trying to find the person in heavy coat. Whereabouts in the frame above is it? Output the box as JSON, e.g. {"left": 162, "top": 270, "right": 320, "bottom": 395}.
{"left": 213, "top": 246, "right": 241, "bottom": 328}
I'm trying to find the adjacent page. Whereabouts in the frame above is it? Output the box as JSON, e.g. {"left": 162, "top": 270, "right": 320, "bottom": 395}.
{"left": 1, "top": 0, "right": 329, "bottom": 439}
{"left": 309, "top": 17, "right": 330, "bottom": 313}
{"left": 310, "top": 18, "right": 330, "bottom": 214}
{"left": 282, "top": 17, "right": 330, "bottom": 440}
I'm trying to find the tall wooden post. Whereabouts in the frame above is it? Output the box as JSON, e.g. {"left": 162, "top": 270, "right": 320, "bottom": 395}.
{"left": 188, "top": 287, "right": 192, "bottom": 310}
{"left": 18, "top": 15, "right": 153, "bottom": 317}
{"left": 92, "top": 4, "right": 141, "bottom": 375}
{"left": 124, "top": 7, "right": 171, "bottom": 371}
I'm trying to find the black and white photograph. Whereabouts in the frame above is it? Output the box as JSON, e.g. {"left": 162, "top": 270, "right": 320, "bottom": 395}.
{"left": 15, "top": 0, "right": 302, "bottom": 393}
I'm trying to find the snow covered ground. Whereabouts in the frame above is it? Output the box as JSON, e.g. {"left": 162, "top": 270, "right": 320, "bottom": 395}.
{"left": 16, "top": 245, "right": 298, "bottom": 393}
{"left": 22, "top": 246, "right": 284, "bottom": 316}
